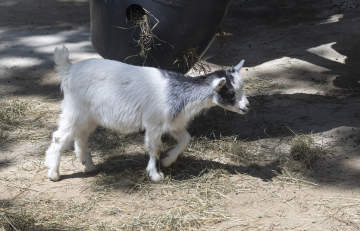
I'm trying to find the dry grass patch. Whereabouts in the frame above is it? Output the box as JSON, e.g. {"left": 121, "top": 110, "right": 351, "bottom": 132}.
{"left": 0, "top": 206, "right": 36, "bottom": 231}
{"left": 276, "top": 131, "right": 328, "bottom": 186}
{"left": 0, "top": 199, "right": 89, "bottom": 231}
{"left": 0, "top": 97, "right": 31, "bottom": 139}
{"left": 289, "top": 134, "right": 325, "bottom": 169}
{"left": 89, "top": 133, "right": 248, "bottom": 230}
{"left": 0, "top": 96, "right": 51, "bottom": 141}
{"left": 190, "top": 136, "right": 252, "bottom": 166}
{"left": 118, "top": 207, "right": 229, "bottom": 231}
{"left": 92, "top": 161, "right": 240, "bottom": 230}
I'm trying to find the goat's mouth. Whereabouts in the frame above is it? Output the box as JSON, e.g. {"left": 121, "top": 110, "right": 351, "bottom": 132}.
{"left": 225, "top": 106, "right": 249, "bottom": 115}
{"left": 239, "top": 107, "right": 249, "bottom": 114}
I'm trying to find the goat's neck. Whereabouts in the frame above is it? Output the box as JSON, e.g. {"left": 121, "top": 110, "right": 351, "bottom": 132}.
{"left": 182, "top": 96, "right": 215, "bottom": 121}
{"left": 167, "top": 75, "right": 215, "bottom": 120}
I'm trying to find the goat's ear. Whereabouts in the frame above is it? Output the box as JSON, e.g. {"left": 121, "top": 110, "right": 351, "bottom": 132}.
{"left": 212, "top": 77, "right": 226, "bottom": 91}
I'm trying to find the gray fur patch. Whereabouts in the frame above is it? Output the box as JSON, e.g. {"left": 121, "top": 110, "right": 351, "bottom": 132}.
{"left": 163, "top": 70, "right": 213, "bottom": 119}
{"left": 162, "top": 70, "right": 236, "bottom": 119}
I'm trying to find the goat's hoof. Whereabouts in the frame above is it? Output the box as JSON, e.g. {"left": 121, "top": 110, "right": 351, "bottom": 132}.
{"left": 150, "top": 171, "right": 164, "bottom": 183}
{"left": 47, "top": 170, "right": 60, "bottom": 181}
{"left": 84, "top": 163, "right": 97, "bottom": 173}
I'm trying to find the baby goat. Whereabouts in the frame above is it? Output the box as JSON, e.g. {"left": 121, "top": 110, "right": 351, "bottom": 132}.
{"left": 45, "top": 45, "right": 250, "bottom": 182}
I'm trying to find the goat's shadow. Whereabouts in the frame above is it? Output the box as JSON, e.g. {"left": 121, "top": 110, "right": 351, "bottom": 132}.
{"left": 162, "top": 156, "right": 281, "bottom": 181}
{"left": 59, "top": 152, "right": 282, "bottom": 187}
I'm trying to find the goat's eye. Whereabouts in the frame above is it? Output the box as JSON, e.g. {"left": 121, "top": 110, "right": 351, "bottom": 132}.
{"left": 230, "top": 67, "right": 236, "bottom": 73}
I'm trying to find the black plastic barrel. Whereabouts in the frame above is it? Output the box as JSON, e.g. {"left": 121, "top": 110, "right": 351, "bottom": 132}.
{"left": 90, "top": 0, "right": 232, "bottom": 73}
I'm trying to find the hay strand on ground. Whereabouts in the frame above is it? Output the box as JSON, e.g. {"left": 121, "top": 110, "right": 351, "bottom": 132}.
{"left": 287, "top": 127, "right": 326, "bottom": 170}
{"left": 289, "top": 134, "right": 325, "bottom": 169}
{"left": 0, "top": 98, "right": 30, "bottom": 139}
{"left": 0, "top": 97, "right": 48, "bottom": 140}
{"left": 0, "top": 209, "right": 36, "bottom": 231}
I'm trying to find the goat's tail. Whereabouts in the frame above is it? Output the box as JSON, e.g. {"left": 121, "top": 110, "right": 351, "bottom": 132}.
{"left": 54, "top": 44, "right": 72, "bottom": 78}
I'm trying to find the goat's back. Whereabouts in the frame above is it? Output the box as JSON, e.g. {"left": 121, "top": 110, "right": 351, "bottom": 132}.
{"left": 60, "top": 59, "right": 169, "bottom": 133}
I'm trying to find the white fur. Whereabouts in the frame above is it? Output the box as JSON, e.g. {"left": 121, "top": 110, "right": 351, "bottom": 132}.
{"left": 45, "top": 45, "right": 248, "bottom": 183}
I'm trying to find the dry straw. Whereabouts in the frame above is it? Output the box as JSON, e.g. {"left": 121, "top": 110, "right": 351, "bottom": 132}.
{"left": 276, "top": 127, "right": 327, "bottom": 186}
{"left": 117, "top": 6, "right": 173, "bottom": 64}
{"left": 217, "top": 20, "right": 229, "bottom": 50}
{"left": 174, "top": 47, "right": 211, "bottom": 74}
{"left": 0, "top": 208, "right": 36, "bottom": 231}
{"left": 117, "top": 6, "right": 210, "bottom": 74}
{"left": 0, "top": 97, "right": 39, "bottom": 140}
{"left": 0, "top": 98, "right": 29, "bottom": 139}
{"left": 287, "top": 127, "right": 326, "bottom": 170}
{"left": 0, "top": 97, "right": 48, "bottom": 140}
{"left": 289, "top": 134, "right": 325, "bottom": 169}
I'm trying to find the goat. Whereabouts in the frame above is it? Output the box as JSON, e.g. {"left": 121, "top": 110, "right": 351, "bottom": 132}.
{"left": 45, "top": 45, "right": 250, "bottom": 182}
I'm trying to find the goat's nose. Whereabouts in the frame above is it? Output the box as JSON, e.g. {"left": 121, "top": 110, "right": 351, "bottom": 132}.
{"left": 240, "top": 103, "right": 250, "bottom": 113}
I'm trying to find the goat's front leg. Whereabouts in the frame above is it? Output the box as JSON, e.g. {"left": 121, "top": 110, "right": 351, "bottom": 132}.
{"left": 161, "top": 129, "right": 191, "bottom": 167}
{"left": 145, "top": 133, "right": 164, "bottom": 183}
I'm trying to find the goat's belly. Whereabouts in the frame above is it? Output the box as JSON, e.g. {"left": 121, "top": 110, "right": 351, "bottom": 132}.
{"left": 93, "top": 111, "right": 143, "bottom": 133}
{"left": 104, "top": 123, "right": 142, "bottom": 133}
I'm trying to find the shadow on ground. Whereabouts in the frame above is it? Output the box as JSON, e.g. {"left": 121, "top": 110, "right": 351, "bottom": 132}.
{"left": 0, "top": 0, "right": 93, "bottom": 96}
{"left": 57, "top": 152, "right": 282, "bottom": 191}
{"left": 189, "top": 94, "right": 360, "bottom": 141}
{"left": 206, "top": 0, "right": 360, "bottom": 90}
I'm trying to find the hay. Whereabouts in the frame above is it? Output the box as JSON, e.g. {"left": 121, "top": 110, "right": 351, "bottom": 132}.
{"left": 286, "top": 127, "right": 326, "bottom": 170}
{"left": 217, "top": 20, "right": 229, "bottom": 50}
{"left": 89, "top": 143, "right": 241, "bottom": 230}
{"left": 119, "top": 208, "right": 227, "bottom": 231}
{"left": 276, "top": 129, "right": 327, "bottom": 186}
{"left": 127, "top": 8, "right": 157, "bottom": 60}
{"left": 111, "top": 166, "right": 237, "bottom": 230}
{"left": 0, "top": 97, "right": 49, "bottom": 141}
{"left": 0, "top": 198, "right": 99, "bottom": 230}
{"left": 0, "top": 98, "right": 29, "bottom": 139}
{"left": 0, "top": 209, "right": 36, "bottom": 231}
{"left": 289, "top": 134, "right": 325, "bottom": 169}
{"left": 174, "top": 47, "right": 211, "bottom": 74}
{"left": 118, "top": 6, "right": 173, "bottom": 64}
{"left": 219, "top": 137, "right": 251, "bottom": 164}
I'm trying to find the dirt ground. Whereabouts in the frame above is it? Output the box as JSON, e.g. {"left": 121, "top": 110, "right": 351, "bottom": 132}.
{"left": 1, "top": 0, "right": 360, "bottom": 230}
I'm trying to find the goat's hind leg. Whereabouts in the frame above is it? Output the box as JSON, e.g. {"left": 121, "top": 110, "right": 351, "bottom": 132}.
{"left": 74, "top": 125, "right": 97, "bottom": 173}
{"left": 145, "top": 133, "right": 164, "bottom": 183}
{"left": 45, "top": 126, "right": 74, "bottom": 181}
{"left": 161, "top": 129, "right": 191, "bottom": 167}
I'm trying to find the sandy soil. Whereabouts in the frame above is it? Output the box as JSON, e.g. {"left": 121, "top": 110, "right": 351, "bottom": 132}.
{"left": 1, "top": 0, "right": 360, "bottom": 230}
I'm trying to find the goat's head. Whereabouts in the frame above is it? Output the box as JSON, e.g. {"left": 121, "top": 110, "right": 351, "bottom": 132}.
{"left": 211, "top": 60, "right": 250, "bottom": 114}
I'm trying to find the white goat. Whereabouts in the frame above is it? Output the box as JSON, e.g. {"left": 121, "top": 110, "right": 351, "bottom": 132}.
{"left": 45, "top": 45, "right": 250, "bottom": 182}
